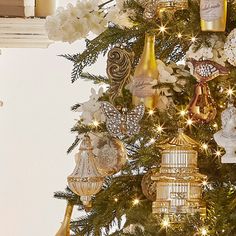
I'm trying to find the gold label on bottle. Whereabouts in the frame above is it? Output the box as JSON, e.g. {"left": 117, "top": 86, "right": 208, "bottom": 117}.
{"left": 200, "top": 0, "right": 223, "bottom": 21}
{"left": 133, "top": 77, "right": 155, "bottom": 98}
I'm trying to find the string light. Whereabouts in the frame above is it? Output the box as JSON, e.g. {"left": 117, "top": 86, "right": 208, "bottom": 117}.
{"left": 156, "top": 125, "right": 164, "bottom": 134}
{"left": 213, "top": 123, "right": 218, "bottom": 129}
{"left": 161, "top": 218, "right": 170, "bottom": 228}
{"left": 150, "top": 138, "right": 156, "bottom": 144}
{"left": 202, "top": 180, "right": 208, "bottom": 186}
{"left": 133, "top": 199, "right": 140, "bottom": 205}
{"left": 186, "top": 118, "right": 193, "bottom": 126}
{"left": 191, "top": 36, "right": 196, "bottom": 42}
{"left": 148, "top": 109, "right": 155, "bottom": 116}
{"left": 215, "top": 150, "right": 222, "bottom": 157}
{"left": 114, "top": 198, "right": 118, "bottom": 202}
{"left": 226, "top": 87, "right": 235, "bottom": 97}
{"left": 92, "top": 120, "right": 99, "bottom": 127}
{"left": 177, "top": 33, "right": 182, "bottom": 38}
{"left": 201, "top": 228, "right": 208, "bottom": 236}
{"left": 179, "top": 109, "right": 187, "bottom": 117}
{"left": 159, "top": 25, "right": 166, "bottom": 33}
{"left": 202, "top": 143, "right": 208, "bottom": 150}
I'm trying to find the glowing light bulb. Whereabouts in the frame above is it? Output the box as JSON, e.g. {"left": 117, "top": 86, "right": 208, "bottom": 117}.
{"left": 180, "top": 110, "right": 186, "bottom": 116}
{"left": 160, "top": 26, "right": 166, "bottom": 33}
{"left": 201, "top": 228, "right": 208, "bottom": 235}
{"left": 157, "top": 125, "right": 163, "bottom": 133}
{"left": 177, "top": 33, "right": 182, "bottom": 38}
{"left": 93, "top": 120, "right": 99, "bottom": 127}
{"left": 202, "top": 143, "right": 208, "bottom": 150}
{"left": 148, "top": 110, "right": 154, "bottom": 116}
{"left": 161, "top": 219, "right": 170, "bottom": 227}
{"left": 202, "top": 180, "right": 208, "bottom": 186}
{"left": 114, "top": 198, "right": 118, "bottom": 202}
{"left": 191, "top": 37, "right": 196, "bottom": 42}
{"left": 227, "top": 88, "right": 234, "bottom": 97}
{"left": 213, "top": 123, "right": 218, "bottom": 128}
{"left": 215, "top": 150, "right": 222, "bottom": 157}
{"left": 150, "top": 138, "right": 156, "bottom": 143}
{"left": 133, "top": 199, "right": 140, "bottom": 205}
{"left": 186, "top": 119, "right": 193, "bottom": 126}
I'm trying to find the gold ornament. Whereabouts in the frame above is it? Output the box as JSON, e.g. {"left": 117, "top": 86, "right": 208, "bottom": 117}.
{"left": 137, "top": 0, "right": 188, "bottom": 19}
{"left": 92, "top": 134, "right": 127, "bottom": 176}
{"left": 101, "top": 102, "right": 145, "bottom": 138}
{"left": 152, "top": 130, "right": 207, "bottom": 223}
{"left": 141, "top": 169, "right": 157, "bottom": 201}
{"left": 188, "top": 82, "right": 217, "bottom": 123}
{"left": 200, "top": 0, "right": 227, "bottom": 32}
{"left": 187, "top": 59, "right": 229, "bottom": 123}
{"left": 55, "top": 202, "right": 74, "bottom": 236}
{"left": 132, "top": 33, "right": 159, "bottom": 110}
{"left": 107, "top": 46, "right": 134, "bottom": 102}
{"left": 67, "top": 135, "right": 104, "bottom": 206}
{"left": 156, "top": 0, "right": 188, "bottom": 11}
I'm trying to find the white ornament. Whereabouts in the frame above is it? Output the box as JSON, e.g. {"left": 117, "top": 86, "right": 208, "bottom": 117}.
{"left": 224, "top": 29, "right": 236, "bottom": 66}
{"left": 214, "top": 103, "right": 236, "bottom": 163}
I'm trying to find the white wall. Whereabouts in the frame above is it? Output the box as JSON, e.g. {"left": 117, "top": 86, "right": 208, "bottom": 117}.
{"left": 0, "top": 39, "right": 105, "bottom": 235}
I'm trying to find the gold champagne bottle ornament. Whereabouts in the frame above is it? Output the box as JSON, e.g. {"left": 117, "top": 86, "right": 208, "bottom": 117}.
{"left": 132, "top": 34, "right": 159, "bottom": 110}
{"left": 55, "top": 202, "right": 74, "bottom": 236}
{"left": 200, "top": 0, "right": 227, "bottom": 32}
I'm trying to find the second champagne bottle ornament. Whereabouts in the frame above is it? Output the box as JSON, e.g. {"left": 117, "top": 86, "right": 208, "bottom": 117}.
{"left": 200, "top": 0, "right": 227, "bottom": 32}
{"left": 132, "top": 33, "right": 159, "bottom": 110}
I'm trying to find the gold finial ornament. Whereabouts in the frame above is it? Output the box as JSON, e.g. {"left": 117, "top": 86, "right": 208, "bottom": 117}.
{"left": 200, "top": 0, "right": 227, "bottom": 32}
{"left": 152, "top": 130, "right": 207, "bottom": 223}
{"left": 67, "top": 135, "right": 104, "bottom": 206}
{"left": 132, "top": 33, "right": 159, "bottom": 110}
{"left": 107, "top": 46, "right": 134, "bottom": 102}
{"left": 137, "top": 0, "right": 188, "bottom": 19}
{"left": 55, "top": 202, "right": 74, "bottom": 236}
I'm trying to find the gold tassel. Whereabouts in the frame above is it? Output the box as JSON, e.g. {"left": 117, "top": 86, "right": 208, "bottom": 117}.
{"left": 55, "top": 202, "right": 74, "bottom": 236}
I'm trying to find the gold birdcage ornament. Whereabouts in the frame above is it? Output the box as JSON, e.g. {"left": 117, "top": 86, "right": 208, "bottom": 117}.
{"left": 152, "top": 129, "right": 206, "bottom": 223}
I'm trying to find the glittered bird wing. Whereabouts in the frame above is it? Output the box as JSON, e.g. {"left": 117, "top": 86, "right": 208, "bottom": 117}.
{"left": 126, "top": 104, "right": 145, "bottom": 136}
{"left": 100, "top": 102, "right": 123, "bottom": 137}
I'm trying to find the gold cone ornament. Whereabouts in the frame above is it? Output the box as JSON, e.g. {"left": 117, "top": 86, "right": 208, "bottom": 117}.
{"left": 55, "top": 202, "right": 74, "bottom": 236}
{"left": 200, "top": 0, "right": 227, "bottom": 32}
{"left": 67, "top": 135, "right": 104, "bottom": 206}
{"left": 152, "top": 130, "right": 206, "bottom": 223}
{"left": 132, "top": 33, "right": 159, "bottom": 110}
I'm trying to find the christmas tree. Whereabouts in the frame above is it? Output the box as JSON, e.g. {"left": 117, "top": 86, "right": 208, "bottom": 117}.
{"left": 47, "top": 0, "right": 236, "bottom": 235}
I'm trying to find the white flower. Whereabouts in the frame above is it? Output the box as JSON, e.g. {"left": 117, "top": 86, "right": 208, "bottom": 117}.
{"left": 106, "top": 7, "right": 134, "bottom": 29}
{"left": 77, "top": 88, "right": 105, "bottom": 125}
{"left": 45, "top": 0, "right": 106, "bottom": 43}
{"left": 123, "top": 224, "right": 144, "bottom": 234}
{"left": 186, "top": 45, "right": 213, "bottom": 60}
{"left": 186, "top": 35, "right": 226, "bottom": 66}
{"left": 157, "top": 59, "right": 177, "bottom": 83}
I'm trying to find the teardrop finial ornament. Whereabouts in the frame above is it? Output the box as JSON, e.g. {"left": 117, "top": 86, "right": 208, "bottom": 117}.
{"left": 67, "top": 135, "right": 104, "bottom": 206}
